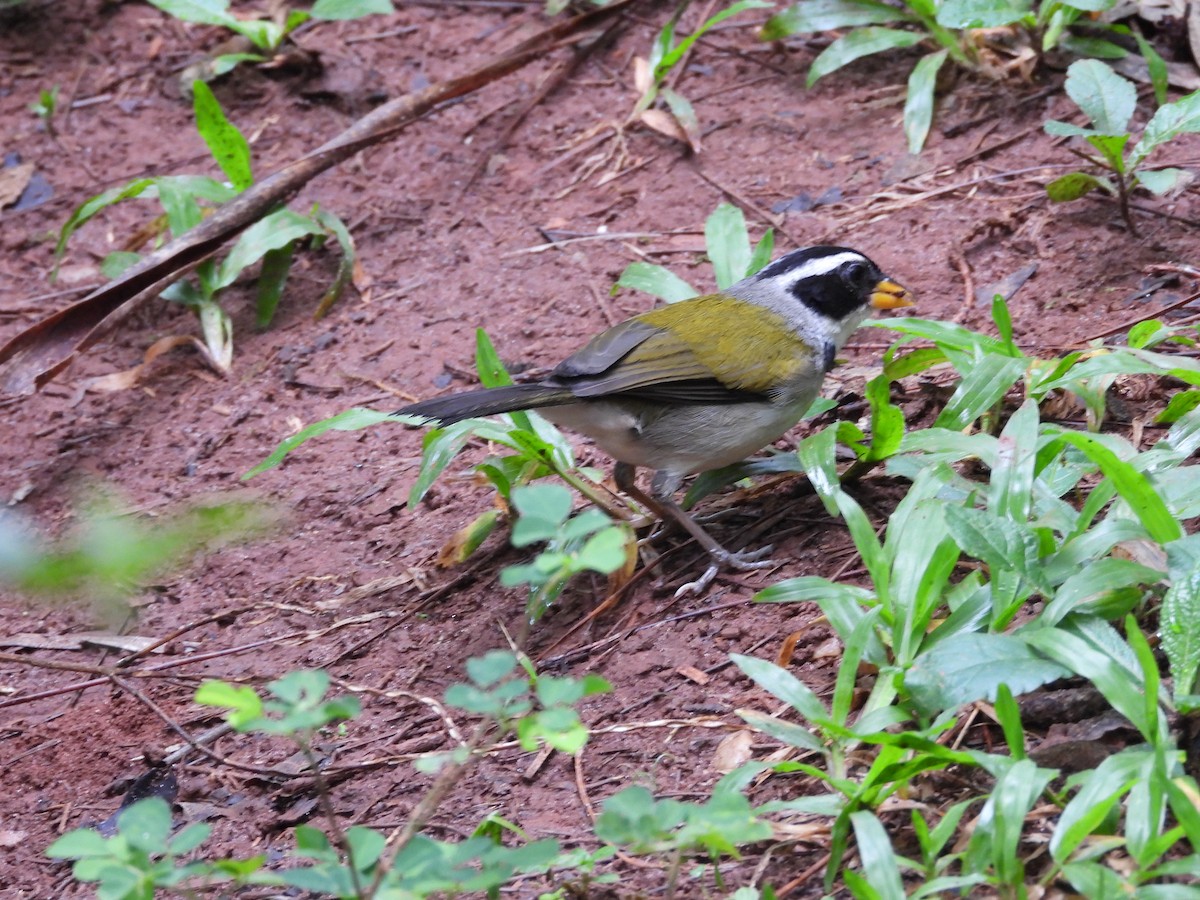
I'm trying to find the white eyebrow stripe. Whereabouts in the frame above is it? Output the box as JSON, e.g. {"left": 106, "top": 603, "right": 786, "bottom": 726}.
{"left": 777, "top": 251, "right": 864, "bottom": 287}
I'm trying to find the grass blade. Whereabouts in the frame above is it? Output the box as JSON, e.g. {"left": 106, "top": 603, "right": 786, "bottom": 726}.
{"left": 903, "top": 50, "right": 948, "bottom": 154}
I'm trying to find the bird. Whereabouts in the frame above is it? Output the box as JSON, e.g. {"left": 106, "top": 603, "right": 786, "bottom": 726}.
{"left": 395, "top": 245, "right": 913, "bottom": 593}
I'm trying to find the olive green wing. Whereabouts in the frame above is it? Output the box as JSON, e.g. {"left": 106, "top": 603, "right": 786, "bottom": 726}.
{"left": 549, "top": 297, "right": 818, "bottom": 405}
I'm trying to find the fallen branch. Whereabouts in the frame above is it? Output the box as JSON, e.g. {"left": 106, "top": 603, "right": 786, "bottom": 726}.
{"left": 0, "top": 0, "right": 643, "bottom": 395}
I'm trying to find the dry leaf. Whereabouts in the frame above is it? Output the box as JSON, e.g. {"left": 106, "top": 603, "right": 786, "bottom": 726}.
{"left": 86, "top": 335, "right": 207, "bottom": 393}
{"left": 676, "top": 665, "right": 710, "bottom": 685}
{"left": 0, "top": 830, "right": 27, "bottom": 848}
{"left": 711, "top": 730, "right": 754, "bottom": 774}
{"left": 1112, "top": 539, "right": 1168, "bottom": 572}
{"left": 0, "top": 162, "right": 34, "bottom": 209}
{"left": 632, "top": 56, "right": 652, "bottom": 97}
{"left": 638, "top": 108, "right": 690, "bottom": 145}
{"left": 0, "top": 633, "right": 88, "bottom": 651}
{"left": 79, "top": 633, "right": 164, "bottom": 653}
{"left": 0, "top": 631, "right": 162, "bottom": 652}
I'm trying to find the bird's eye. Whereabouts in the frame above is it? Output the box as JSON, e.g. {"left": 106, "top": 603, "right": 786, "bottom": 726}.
{"left": 842, "top": 261, "right": 869, "bottom": 286}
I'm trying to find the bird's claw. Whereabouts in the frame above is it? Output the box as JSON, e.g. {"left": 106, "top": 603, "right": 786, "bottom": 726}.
{"left": 673, "top": 546, "right": 776, "bottom": 598}
{"left": 712, "top": 545, "right": 775, "bottom": 569}
{"left": 675, "top": 564, "right": 720, "bottom": 598}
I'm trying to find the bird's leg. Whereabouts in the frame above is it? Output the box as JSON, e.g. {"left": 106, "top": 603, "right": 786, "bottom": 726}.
{"left": 613, "top": 463, "right": 775, "bottom": 595}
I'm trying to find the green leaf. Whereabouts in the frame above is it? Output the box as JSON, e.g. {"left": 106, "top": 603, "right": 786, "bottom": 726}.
{"left": 117, "top": 797, "right": 173, "bottom": 854}
{"left": 1051, "top": 429, "right": 1182, "bottom": 543}
{"left": 731, "top": 653, "right": 828, "bottom": 723}
{"left": 1131, "top": 27, "right": 1169, "bottom": 106}
{"left": 57, "top": 179, "right": 156, "bottom": 259}
{"left": 168, "top": 821, "right": 212, "bottom": 855}
{"left": 937, "top": 0, "right": 1032, "bottom": 29}
{"left": 1051, "top": 748, "right": 1147, "bottom": 861}
{"left": 705, "top": 202, "right": 752, "bottom": 290}
{"left": 747, "top": 228, "right": 775, "bottom": 277}
{"left": 1086, "top": 132, "right": 1128, "bottom": 175}
{"left": 474, "top": 327, "right": 514, "bottom": 389}
{"left": 311, "top": 206, "right": 355, "bottom": 320}
{"left": 1041, "top": 558, "right": 1162, "bottom": 626}
{"left": 578, "top": 527, "right": 629, "bottom": 574}
{"left": 1045, "top": 119, "right": 1098, "bottom": 138}
{"left": 761, "top": 0, "right": 909, "bottom": 39}
{"left": 1063, "top": 58, "right": 1136, "bottom": 135}
{"left": 192, "top": 80, "right": 252, "bottom": 192}
{"left": 933, "top": 354, "right": 1027, "bottom": 430}
{"left": 615, "top": 261, "right": 697, "bottom": 303}
{"left": 850, "top": 811, "right": 905, "bottom": 900}
{"left": 46, "top": 829, "right": 112, "bottom": 859}
{"left": 156, "top": 176, "right": 204, "bottom": 238}
{"left": 244, "top": 407, "right": 394, "bottom": 477}
{"left": 1136, "top": 167, "right": 1185, "bottom": 195}
{"left": 216, "top": 208, "right": 321, "bottom": 290}
{"left": 195, "top": 680, "right": 264, "bottom": 728}
{"left": 756, "top": 575, "right": 874, "bottom": 606}
{"left": 1059, "top": 34, "right": 1128, "bottom": 59}
{"left": 864, "top": 373, "right": 905, "bottom": 461}
{"left": 311, "top": 0, "right": 393, "bottom": 19}
{"left": 655, "top": 0, "right": 772, "bottom": 81}
{"left": 1162, "top": 543, "right": 1200, "bottom": 700}
{"left": 224, "top": 17, "right": 283, "bottom": 50}
{"left": 989, "top": 398, "right": 1038, "bottom": 521}
{"left": 903, "top": 50, "right": 948, "bottom": 154}
{"left": 284, "top": 9, "right": 311, "bottom": 33}
{"left": 255, "top": 243, "right": 294, "bottom": 329}
{"left": 1157, "top": 389, "right": 1200, "bottom": 424}
{"left": 737, "top": 708, "right": 826, "bottom": 753}
{"left": 510, "top": 483, "right": 573, "bottom": 546}
{"left": 210, "top": 52, "right": 267, "bottom": 76}
{"left": 906, "top": 632, "right": 1070, "bottom": 714}
{"left": 966, "top": 759, "right": 1054, "bottom": 884}
{"left": 993, "top": 684, "right": 1026, "bottom": 759}
{"left": 466, "top": 650, "right": 519, "bottom": 688}
{"left": 145, "top": 0, "right": 239, "bottom": 28}
{"left": 992, "top": 293, "right": 1016, "bottom": 352}
{"left": 1057, "top": 0, "right": 1119, "bottom": 9}
{"left": 101, "top": 251, "right": 141, "bottom": 279}
{"left": 807, "top": 28, "right": 925, "bottom": 87}
{"left": 1023, "top": 620, "right": 1158, "bottom": 740}
{"left": 1046, "top": 171, "right": 1111, "bottom": 201}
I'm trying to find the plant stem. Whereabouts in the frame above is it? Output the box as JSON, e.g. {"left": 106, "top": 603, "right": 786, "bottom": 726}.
{"left": 365, "top": 720, "right": 495, "bottom": 897}
{"left": 1115, "top": 172, "right": 1139, "bottom": 237}
{"left": 299, "top": 738, "right": 366, "bottom": 899}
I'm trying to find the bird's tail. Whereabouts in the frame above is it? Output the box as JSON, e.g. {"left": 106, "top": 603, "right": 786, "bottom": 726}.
{"left": 394, "top": 384, "right": 576, "bottom": 426}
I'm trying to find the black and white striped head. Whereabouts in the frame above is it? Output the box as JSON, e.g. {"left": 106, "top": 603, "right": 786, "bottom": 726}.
{"left": 725, "top": 245, "right": 913, "bottom": 360}
{"left": 753, "top": 246, "right": 911, "bottom": 321}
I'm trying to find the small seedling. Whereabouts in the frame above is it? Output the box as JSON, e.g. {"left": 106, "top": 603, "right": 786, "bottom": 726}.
{"left": 56, "top": 81, "right": 354, "bottom": 374}
{"left": 630, "top": 1, "right": 771, "bottom": 151}
{"left": 1045, "top": 58, "right": 1200, "bottom": 236}
{"left": 145, "top": 0, "right": 395, "bottom": 79}
{"left": 0, "top": 493, "right": 271, "bottom": 620}
{"left": 28, "top": 84, "right": 59, "bottom": 134}
{"left": 615, "top": 201, "right": 774, "bottom": 301}
{"left": 762, "top": 0, "right": 1156, "bottom": 153}
{"left": 48, "top": 654, "right": 614, "bottom": 898}
{"left": 501, "top": 483, "right": 631, "bottom": 620}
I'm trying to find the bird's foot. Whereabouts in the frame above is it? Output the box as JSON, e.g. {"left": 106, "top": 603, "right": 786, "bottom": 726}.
{"left": 712, "top": 544, "right": 775, "bottom": 569}
{"left": 673, "top": 546, "right": 776, "bottom": 598}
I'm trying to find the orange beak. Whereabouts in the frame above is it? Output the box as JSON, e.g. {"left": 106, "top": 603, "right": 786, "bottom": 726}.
{"left": 869, "top": 279, "right": 915, "bottom": 310}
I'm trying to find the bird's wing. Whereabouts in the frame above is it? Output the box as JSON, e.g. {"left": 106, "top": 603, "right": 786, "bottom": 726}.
{"left": 550, "top": 297, "right": 820, "bottom": 405}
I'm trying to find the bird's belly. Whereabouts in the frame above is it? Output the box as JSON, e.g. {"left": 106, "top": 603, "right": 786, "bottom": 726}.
{"left": 541, "top": 398, "right": 812, "bottom": 476}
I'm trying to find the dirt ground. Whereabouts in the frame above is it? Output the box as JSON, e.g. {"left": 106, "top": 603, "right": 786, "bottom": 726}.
{"left": 2, "top": 1, "right": 1199, "bottom": 896}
